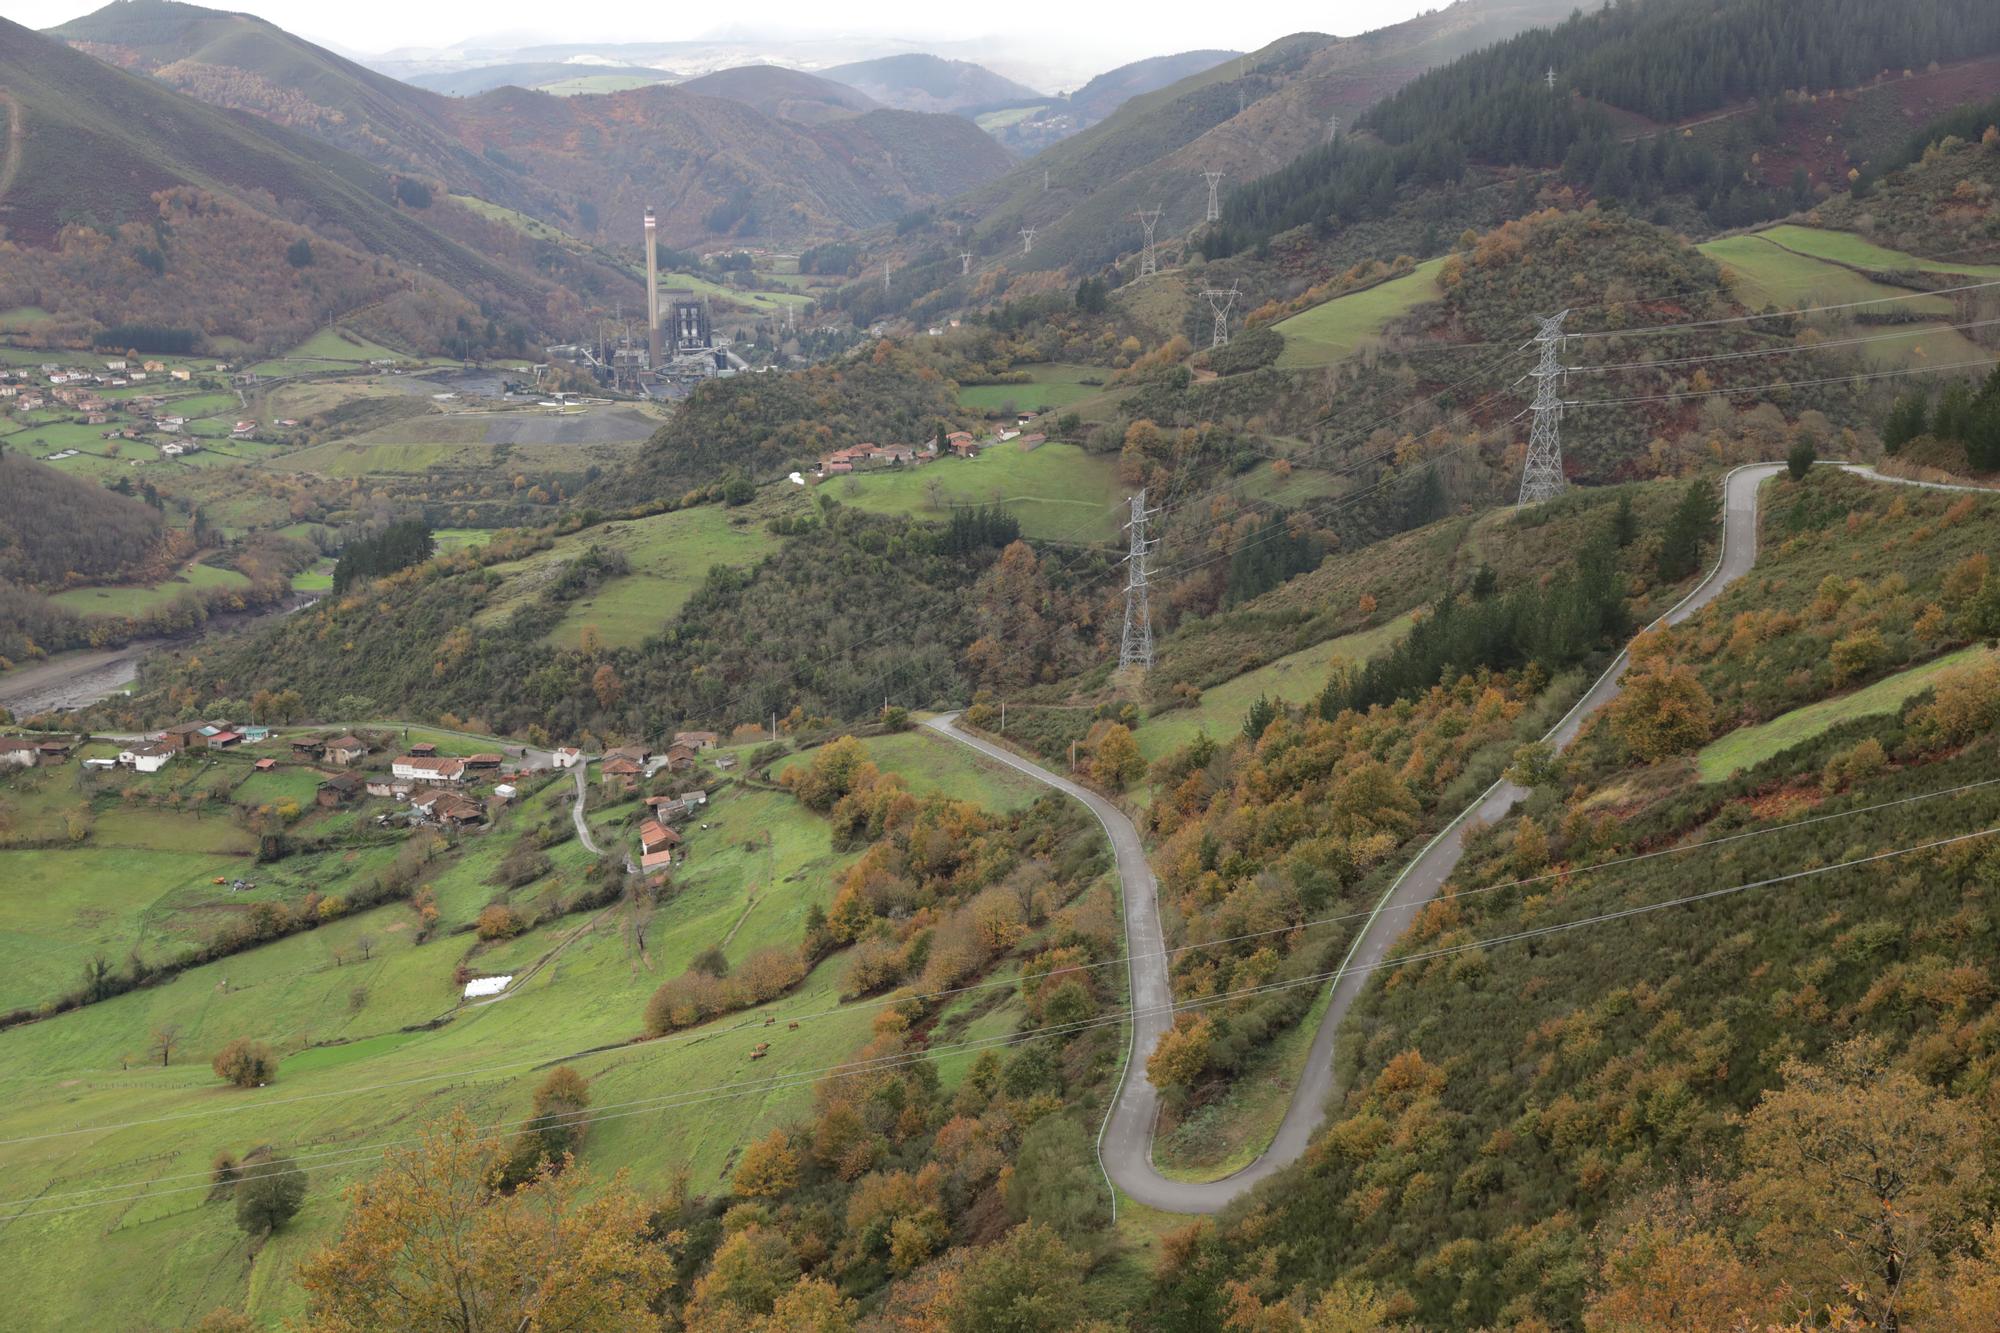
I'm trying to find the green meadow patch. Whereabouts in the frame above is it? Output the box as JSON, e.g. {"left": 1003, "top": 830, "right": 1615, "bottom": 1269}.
{"left": 956, "top": 364, "right": 1104, "bottom": 414}
{"left": 1696, "top": 644, "right": 1997, "bottom": 782}
{"left": 832, "top": 441, "right": 1124, "bottom": 543}
{"left": 1273, "top": 258, "right": 1445, "bottom": 369}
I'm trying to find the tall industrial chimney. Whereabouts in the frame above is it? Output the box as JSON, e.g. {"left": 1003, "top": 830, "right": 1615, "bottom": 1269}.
{"left": 643, "top": 207, "right": 662, "bottom": 370}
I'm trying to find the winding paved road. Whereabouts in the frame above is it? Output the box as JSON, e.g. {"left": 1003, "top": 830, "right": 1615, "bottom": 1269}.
{"left": 929, "top": 462, "right": 1788, "bottom": 1212}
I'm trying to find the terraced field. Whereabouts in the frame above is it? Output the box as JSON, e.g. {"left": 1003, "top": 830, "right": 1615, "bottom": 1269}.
{"left": 833, "top": 441, "right": 1125, "bottom": 543}
{"left": 46, "top": 560, "right": 251, "bottom": 618}
{"left": 1273, "top": 258, "right": 1446, "bottom": 369}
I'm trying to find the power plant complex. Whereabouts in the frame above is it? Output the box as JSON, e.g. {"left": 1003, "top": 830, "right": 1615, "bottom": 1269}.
{"left": 546, "top": 206, "right": 740, "bottom": 397}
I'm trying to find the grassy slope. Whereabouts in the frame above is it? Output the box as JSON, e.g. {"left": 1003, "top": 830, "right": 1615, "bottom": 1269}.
{"left": 775, "top": 729, "right": 1047, "bottom": 814}
{"left": 1272, "top": 258, "right": 1446, "bottom": 369}
{"left": 473, "top": 506, "right": 784, "bottom": 650}
{"left": 1698, "top": 231, "right": 1955, "bottom": 314}
{"left": 45, "top": 561, "right": 251, "bottom": 618}
{"left": 955, "top": 364, "right": 1105, "bottom": 413}
{"left": 0, "top": 767, "right": 878, "bottom": 1327}
{"left": 832, "top": 441, "right": 1125, "bottom": 543}
{"left": 1136, "top": 612, "right": 1416, "bottom": 763}
{"left": 1696, "top": 643, "right": 1997, "bottom": 781}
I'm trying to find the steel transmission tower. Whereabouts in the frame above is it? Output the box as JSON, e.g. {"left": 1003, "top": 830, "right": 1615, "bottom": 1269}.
{"left": 1119, "top": 489, "right": 1160, "bottom": 670}
{"left": 1546, "top": 66, "right": 1557, "bottom": 91}
{"left": 882, "top": 261, "right": 893, "bottom": 295}
{"left": 1325, "top": 113, "right": 1340, "bottom": 142}
{"left": 1517, "top": 310, "right": 1570, "bottom": 506}
{"left": 1202, "top": 171, "right": 1224, "bottom": 223}
{"left": 1019, "top": 227, "right": 1036, "bottom": 255}
{"left": 1135, "top": 209, "right": 1162, "bottom": 277}
{"left": 959, "top": 251, "right": 972, "bottom": 275}
{"left": 1201, "top": 286, "right": 1238, "bottom": 348}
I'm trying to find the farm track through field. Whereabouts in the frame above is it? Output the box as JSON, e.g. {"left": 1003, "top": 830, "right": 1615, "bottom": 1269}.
{"left": 932, "top": 461, "right": 1991, "bottom": 1213}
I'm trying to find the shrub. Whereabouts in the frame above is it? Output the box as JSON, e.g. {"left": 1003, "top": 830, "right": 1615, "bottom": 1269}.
{"left": 1830, "top": 628, "right": 1891, "bottom": 687}
{"left": 211, "top": 1038, "right": 277, "bottom": 1089}
{"left": 1787, "top": 436, "right": 1817, "bottom": 480}
{"left": 475, "top": 904, "right": 526, "bottom": 940}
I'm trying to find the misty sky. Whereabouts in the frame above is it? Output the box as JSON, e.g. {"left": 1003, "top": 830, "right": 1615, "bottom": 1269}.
{"left": 14, "top": 0, "right": 1449, "bottom": 76}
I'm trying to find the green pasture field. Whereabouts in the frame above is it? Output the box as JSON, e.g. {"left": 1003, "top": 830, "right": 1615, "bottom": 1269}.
{"left": 832, "top": 441, "right": 1125, "bottom": 543}
{"left": 1696, "top": 644, "right": 1995, "bottom": 781}
{"left": 956, "top": 363, "right": 1105, "bottom": 414}
{"left": 47, "top": 561, "right": 251, "bottom": 618}
{"left": 1698, "top": 234, "right": 1955, "bottom": 315}
{"left": 250, "top": 328, "right": 406, "bottom": 376}
{"left": 1273, "top": 258, "right": 1446, "bottom": 369}
{"left": 1137, "top": 612, "right": 1417, "bottom": 762}
{"left": 776, "top": 729, "right": 1046, "bottom": 815}
{"left": 0, "top": 774, "right": 885, "bottom": 1327}
{"left": 1752, "top": 225, "right": 2000, "bottom": 279}
{"left": 475, "top": 505, "right": 783, "bottom": 649}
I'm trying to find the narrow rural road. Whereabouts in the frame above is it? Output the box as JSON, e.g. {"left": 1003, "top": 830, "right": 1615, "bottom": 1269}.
{"left": 929, "top": 462, "right": 1788, "bottom": 1212}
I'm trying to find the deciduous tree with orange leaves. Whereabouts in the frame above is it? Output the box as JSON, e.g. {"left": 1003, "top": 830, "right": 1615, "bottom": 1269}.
{"left": 294, "top": 1111, "right": 677, "bottom": 1332}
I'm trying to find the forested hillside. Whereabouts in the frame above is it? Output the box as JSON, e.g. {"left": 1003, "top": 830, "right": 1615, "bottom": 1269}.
{"left": 0, "top": 454, "right": 165, "bottom": 586}
{"left": 1145, "top": 471, "right": 2000, "bottom": 1329}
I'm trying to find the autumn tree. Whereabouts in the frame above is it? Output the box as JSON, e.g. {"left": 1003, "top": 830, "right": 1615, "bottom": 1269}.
{"left": 234, "top": 1155, "right": 306, "bottom": 1236}
{"left": 503, "top": 1065, "right": 591, "bottom": 1185}
{"left": 1610, "top": 661, "right": 1712, "bottom": 761}
{"left": 1738, "top": 1038, "right": 1985, "bottom": 1329}
{"left": 683, "top": 1224, "right": 801, "bottom": 1326}
{"left": 211, "top": 1037, "right": 277, "bottom": 1088}
{"left": 150, "top": 1022, "right": 183, "bottom": 1067}
{"left": 592, "top": 664, "right": 623, "bottom": 711}
{"left": 295, "top": 1111, "right": 676, "bottom": 1332}
{"left": 733, "top": 1129, "right": 802, "bottom": 1199}
{"left": 1146, "top": 1013, "right": 1215, "bottom": 1094}
{"left": 1091, "top": 724, "right": 1144, "bottom": 790}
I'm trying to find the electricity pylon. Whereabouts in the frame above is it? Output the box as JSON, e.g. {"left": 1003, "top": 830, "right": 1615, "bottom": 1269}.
{"left": 1119, "top": 488, "right": 1160, "bottom": 671}
{"left": 1201, "top": 286, "right": 1238, "bottom": 348}
{"left": 959, "top": 251, "right": 972, "bottom": 275}
{"left": 1202, "top": 171, "right": 1224, "bottom": 223}
{"left": 1019, "top": 227, "right": 1036, "bottom": 255}
{"left": 1325, "top": 113, "right": 1339, "bottom": 142}
{"left": 1517, "top": 310, "right": 1570, "bottom": 506}
{"left": 1136, "top": 209, "right": 1162, "bottom": 278}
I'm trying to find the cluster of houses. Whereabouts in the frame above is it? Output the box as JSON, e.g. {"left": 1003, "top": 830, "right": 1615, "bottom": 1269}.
{"left": 3, "top": 719, "right": 747, "bottom": 859}
{"left": 813, "top": 428, "right": 1047, "bottom": 478}
{"left": 0, "top": 358, "right": 243, "bottom": 460}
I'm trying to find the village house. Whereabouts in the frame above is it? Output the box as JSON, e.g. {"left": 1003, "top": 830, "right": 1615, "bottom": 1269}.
{"left": 170, "top": 368, "right": 192, "bottom": 382}
{"left": 673, "top": 730, "right": 721, "bottom": 752}
{"left": 231, "top": 421, "right": 258, "bottom": 439}
{"left": 603, "top": 743, "right": 651, "bottom": 766}
{"left": 317, "top": 772, "right": 364, "bottom": 806}
{"left": 253, "top": 758, "right": 277, "bottom": 772}
{"left": 365, "top": 777, "right": 412, "bottom": 800}
{"left": 324, "top": 735, "right": 367, "bottom": 766}
{"left": 0, "top": 738, "right": 39, "bottom": 770}
{"left": 117, "top": 743, "right": 174, "bottom": 773}
{"left": 462, "top": 753, "right": 505, "bottom": 772}
{"left": 206, "top": 730, "right": 244, "bottom": 750}
{"left": 638, "top": 819, "right": 683, "bottom": 863}
{"left": 36, "top": 739, "right": 74, "bottom": 761}
{"left": 552, "top": 746, "right": 583, "bottom": 768}
{"left": 662, "top": 744, "right": 697, "bottom": 774}
{"left": 291, "top": 738, "right": 326, "bottom": 760}
{"left": 410, "top": 788, "right": 483, "bottom": 827}
{"left": 600, "top": 757, "right": 642, "bottom": 792}
{"left": 157, "top": 722, "right": 211, "bottom": 751}
{"left": 714, "top": 754, "right": 738, "bottom": 771}
{"left": 646, "top": 789, "right": 709, "bottom": 823}
{"left": 393, "top": 754, "right": 466, "bottom": 783}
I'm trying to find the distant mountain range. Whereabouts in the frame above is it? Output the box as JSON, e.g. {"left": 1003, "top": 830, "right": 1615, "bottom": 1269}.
{"left": 41, "top": 0, "right": 1014, "bottom": 248}
{"left": 819, "top": 53, "right": 1042, "bottom": 115}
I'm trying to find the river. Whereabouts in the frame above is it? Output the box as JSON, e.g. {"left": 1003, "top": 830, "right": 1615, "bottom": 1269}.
{"left": 0, "top": 596, "right": 316, "bottom": 717}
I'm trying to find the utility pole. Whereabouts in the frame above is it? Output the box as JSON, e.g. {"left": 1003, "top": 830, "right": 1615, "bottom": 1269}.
{"left": 1019, "top": 227, "right": 1036, "bottom": 255}
{"left": 1119, "top": 488, "right": 1159, "bottom": 671}
{"left": 959, "top": 251, "right": 973, "bottom": 275}
{"left": 1517, "top": 310, "right": 1570, "bottom": 505}
{"left": 1202, "top": 171, "right": 1224, "bottom": 223}
{"left": 882, "top": 261, "right": 893, "bottom": 296}
{"left": 1136, "top": 209, "right": 1161, "bottom": 278}
{"left": 1201, "top": 286, "right": 1238, "bottom": 348}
